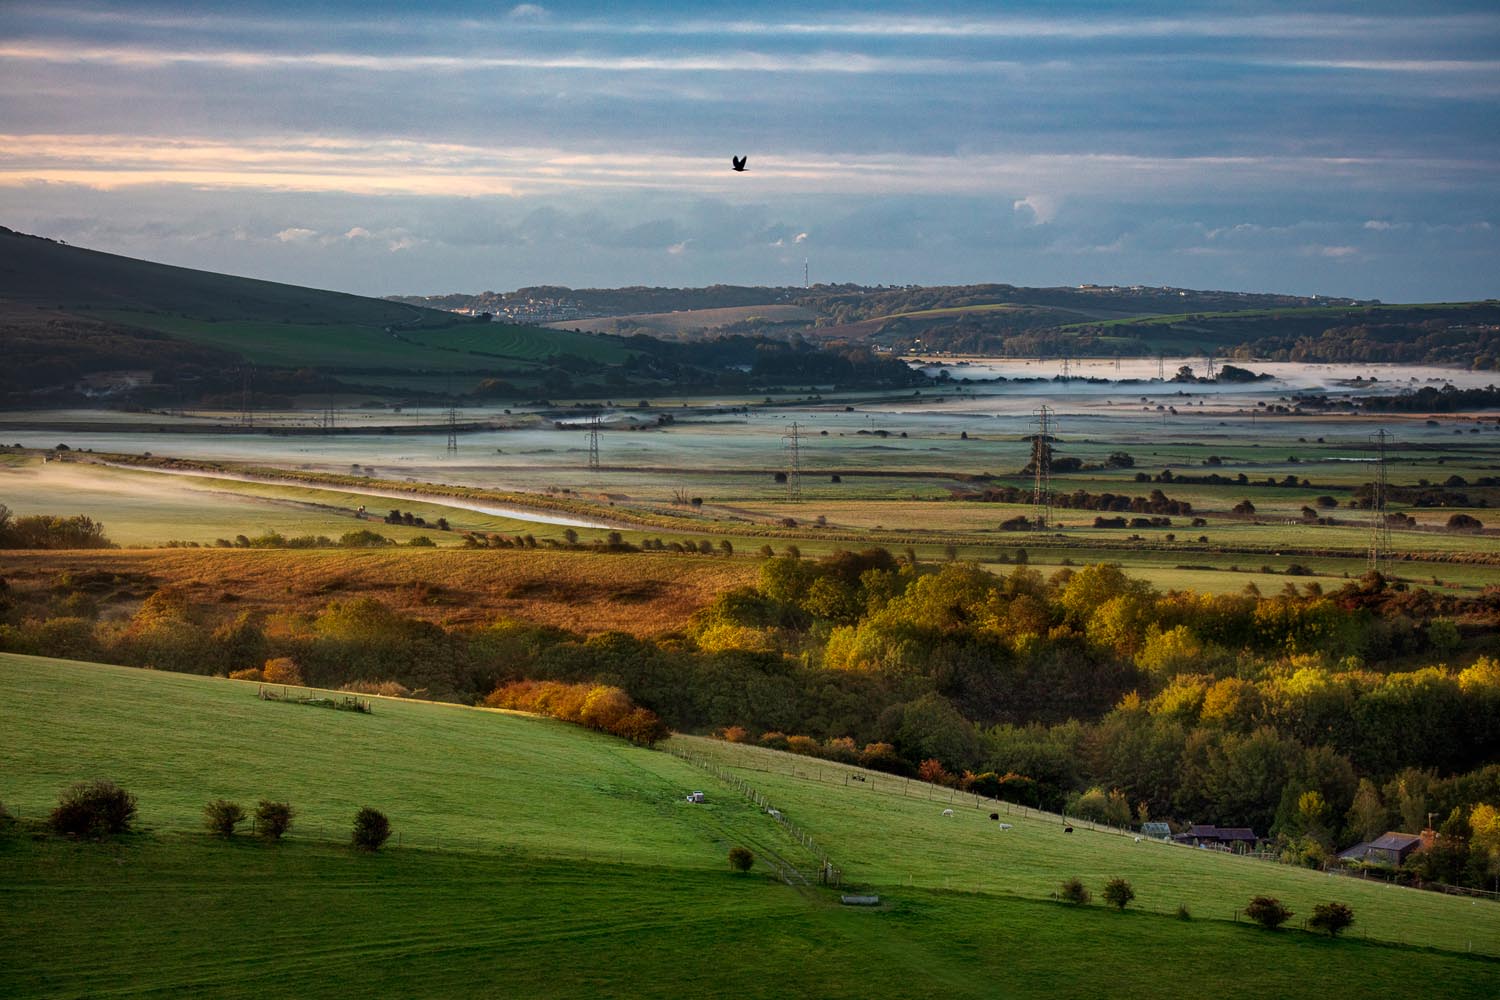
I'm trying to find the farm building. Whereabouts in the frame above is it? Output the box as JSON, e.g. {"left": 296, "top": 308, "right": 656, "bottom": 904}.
{"left": 1173, "top": 824, "right": 1260, "bottom": 852}
{"left": 1338, "top": 831, "right": 1427, "bottom": 867}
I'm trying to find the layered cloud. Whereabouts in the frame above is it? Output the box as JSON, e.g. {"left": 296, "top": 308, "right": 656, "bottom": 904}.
{"left": 0, "top": 1, "right": 1494, "bottom": 299}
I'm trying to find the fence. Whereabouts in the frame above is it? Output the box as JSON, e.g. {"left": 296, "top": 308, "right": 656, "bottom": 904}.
{"left": 676, "top": 737, "right": 1500, "bottom": 912}
{"left": 669, "top": 746, "right": 843, "bottom": 889}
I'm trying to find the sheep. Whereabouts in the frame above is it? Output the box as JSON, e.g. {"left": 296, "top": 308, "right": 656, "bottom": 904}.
{"left": 1064, "top": 826, "right": 1073, "bottom": 834}
{"left": 941, "top": 808, "right": 955, "bottom": 817}
{"left": 989, "top": 812, "right": 999, "bottom": 821}
{"left": 998, "top": 823, "right": 1013, "bottom": 830}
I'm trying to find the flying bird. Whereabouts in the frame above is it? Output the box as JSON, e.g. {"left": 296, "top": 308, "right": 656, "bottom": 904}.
{"left": 731, "top": 155, "right": 747, "bottom": 172}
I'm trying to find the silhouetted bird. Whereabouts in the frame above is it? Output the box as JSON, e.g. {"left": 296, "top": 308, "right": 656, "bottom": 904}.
{"left": 731, "top": 155, "right": 747, "bottom": 172}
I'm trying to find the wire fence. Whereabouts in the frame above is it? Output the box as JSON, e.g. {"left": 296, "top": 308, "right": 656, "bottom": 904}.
{"left": 669, "top": 746, "right": 843, "bottom": 888}
{"left": 677, "top": 738, "right": 1500, "bottom": 908}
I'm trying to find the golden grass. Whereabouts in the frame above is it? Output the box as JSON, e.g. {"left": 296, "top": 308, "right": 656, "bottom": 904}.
{"left": 1, "top": 548, "right": 756, "bottom": 634}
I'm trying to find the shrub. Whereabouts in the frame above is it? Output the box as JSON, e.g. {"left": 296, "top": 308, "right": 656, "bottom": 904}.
{"left": 50, "top": 780, "right": 137, "bottom": 838}
{"left": 203, "top": 799, "right": 245, "bottom": 837}
{"left": 1103, "top": 877, "right": 1135, "bottom": 910}
{"left": 228, "top": 667, "right": 265, "bottom": 682}
{"left": 1447, "top": 513, "right": 1484, "bottom": 533}
{"left": 1246, "top": 895, "right": 1292, "bottom": 929}
{"left": 255, "top": 800, "right": 294, "bottom": 841}
{"left": 352, "top": 807, "right": 391, "bottom": 851}
{"left": 1309, "top": 901, "right": 1354, "bottom": 937}
{"left": 262, "top": 657, "right": 304, "bottom": 685}
{"left": 1059, "top": 877, "right": 1091, "bottom": 905}
{"left": 729, "top": 846, "right": 754, "bottom": 872}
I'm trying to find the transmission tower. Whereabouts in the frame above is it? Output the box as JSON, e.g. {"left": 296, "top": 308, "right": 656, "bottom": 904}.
{"left": 1156, "top": 353, "right": 1166, "bottom": 381}
{"left": 238, "top": 367, "right": 254, "bottom": 428}
{"left": 1205, "top": 350, "right": 1217, "bottom": 380}
{"left": 1031, "top": 405, "right": 1054, "bottom": 530}
{"left": 587, "top": 415, "right": 601, "bottom": 473}
{"left": 1059, "top": 355, "right": 1072, "bottom": 382}
{"left": 321, "top": 406, "right": 336, "bottom": 433}
{"left": 1368, "top": 429, "right": 1393, "bottom": 574}
{"left": 803, "top": 258, "right": 809, "bottom": 289}
{"left": 445, "top": 407, "right": 459, "bottom": 454}
{"left": 782, "top": 420, "right": 803, "bottom": 500}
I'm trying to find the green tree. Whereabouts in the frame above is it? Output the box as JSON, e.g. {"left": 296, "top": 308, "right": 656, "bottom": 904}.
{"left": 1309, "top": 902, "right": 1354, "bottom": 937}
{"left": 203, "top": 799, "right": 245, "bottom": 837}
{"left": 1103, "top": 877, "right": 1136, "bottom": 910}
{"left": 1245, "top": 896, "right": 1292, "bottom": 929}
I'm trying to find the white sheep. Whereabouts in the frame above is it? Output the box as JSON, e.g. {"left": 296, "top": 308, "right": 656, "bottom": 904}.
{"left": 941, "top": 808, "right": 954, "bottom": 817}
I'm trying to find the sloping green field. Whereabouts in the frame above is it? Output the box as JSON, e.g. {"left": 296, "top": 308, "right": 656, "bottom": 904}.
{"left": 1, "top": 654, "right": 1496, "bottom": 998}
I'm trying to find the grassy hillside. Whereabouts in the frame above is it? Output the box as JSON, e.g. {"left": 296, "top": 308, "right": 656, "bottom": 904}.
{"left": 0, "top": 228, "right": 427, "bottom": 327}
{"left": 0, "top": 227, "right": 636, "bottom": 392}
{"left": 2, "top": 652, "right": 1498, "bottom": 1000}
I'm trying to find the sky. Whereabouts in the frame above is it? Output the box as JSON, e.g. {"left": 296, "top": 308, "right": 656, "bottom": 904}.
{"left": 1, "top": 1, "right": 1497, "bottom": 301}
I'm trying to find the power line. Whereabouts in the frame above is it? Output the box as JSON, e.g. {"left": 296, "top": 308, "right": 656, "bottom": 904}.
{"left": 239, "top": 366, "right": 254, "bottom": 428}
{"left": 782, "top": 420, "right": 802, "bottom": 500}
{"left": 1368, "top": 429, "right": 1393, "bottom": 574}
{"left": 1031, "top": 405, "right": 1054, "bottom": 530}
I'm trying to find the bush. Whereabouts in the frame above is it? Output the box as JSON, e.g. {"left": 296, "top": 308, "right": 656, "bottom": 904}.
{"left": 1245, "top": 895, "right": 1292, "bottom": 929}
{"left": 228, "top": 667, "right": 265, "bottom": 682}
{"left": 1059, "top": 877, "right": 1091, "bottom": 905}
{"left": 352, "top": 807, "right": 391, "bottom": 851}
{"left": 729, "top": 846, "right": 754, "bottom": 872}
{"left": 50, "top": 780, "right": 137, "bottom": 838}
{"left": 1103, "top": 877, "right": 1135, "bottom": 910}
{"left": 1309, "top": 901, "right": 1354, "bottom": 937}
{"left": 255, "top": 800, "right": 294, "bottom": 841}
{"left": 262, "top": 657, "right": 304, "bottom": 685}
{"left": 203, "top": 799, "right": 245, "bottom": 837}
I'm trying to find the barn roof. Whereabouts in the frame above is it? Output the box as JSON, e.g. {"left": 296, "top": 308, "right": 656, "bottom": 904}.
{"left": 1370, "top": 832, "right": 1422, "bottom": 851}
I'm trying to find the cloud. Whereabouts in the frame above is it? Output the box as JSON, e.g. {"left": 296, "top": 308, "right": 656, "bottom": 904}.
{"left": 1304, "top": 244, "right": 1358, "bottom": 259}
{"left": 509, "top": 4, "right": 548, "bottom": 21}
{"left": 667, "top": 240, "right": 691, "bottom": 255}
{"left": 0, "top": 41, "right": 1020, "bottom": 76}
{"left": 794, "top": 232, "right": 809, "bottom": 243}
{"left": 343, "top": 226, "right": 372, "bottom": 239}
{"left": 1012, "top": 194, "right": 1058, "bottom": 224}
{"left": 274, "top": 226, "right": 316, "bottom": 242}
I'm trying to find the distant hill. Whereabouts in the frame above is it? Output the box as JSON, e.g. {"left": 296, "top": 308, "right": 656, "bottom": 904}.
{"left": 0, "top": 228, "right": 922, "bottom": 404}
{"left": 400, "top": 280, "right": 1500, "bottom": 367}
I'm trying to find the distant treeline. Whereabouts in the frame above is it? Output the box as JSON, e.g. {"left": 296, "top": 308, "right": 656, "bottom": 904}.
{"left": 0, "top": 505, "right": 113, "bottom": 550}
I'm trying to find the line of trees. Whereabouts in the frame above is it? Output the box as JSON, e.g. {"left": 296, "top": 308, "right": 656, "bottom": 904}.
{"left": 4, "top": 550, "right": 1500, "bottom": 886}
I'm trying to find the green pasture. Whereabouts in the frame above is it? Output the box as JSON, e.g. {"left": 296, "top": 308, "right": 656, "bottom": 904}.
{"left": 2, "top": 654, "right": 1498, "bottom": 998}
{"left": 85, "top": 311, "right": 481, "bottom": 371}
{"left": 6, "top": 837, "right": 1494, "bottom": 1000}
{"left": 0, "top": 654, "right": 804, "bottom": 867}
{"left": 402, "top": 323, "right": 633, "bottom": 363}
{"left": 82, "top": 310, "right": 618, "bottom": 374}
{"left": 0, "top": 460, "right": 529, "bottom": 546}
{"left": 683, "top": 737, "right": 1500, "bottom": 957}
